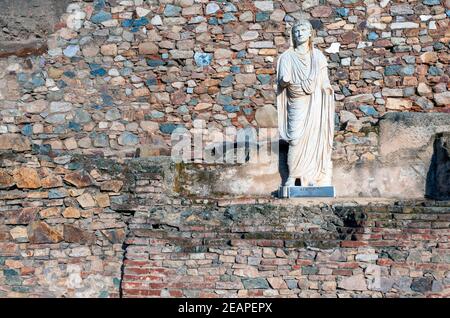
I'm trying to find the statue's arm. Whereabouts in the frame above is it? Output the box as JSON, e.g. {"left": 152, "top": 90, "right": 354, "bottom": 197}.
{"left": 280, "top": 75, "right": 291, "bottom": 88}
{"left": 320, "top": 55, "right": 333, "bottom": 95}
{"left": 277, "top": 55, "right": 291, "bottom": 88}
{"left": 322, "top": 74, "right": 333, "bottom": 95}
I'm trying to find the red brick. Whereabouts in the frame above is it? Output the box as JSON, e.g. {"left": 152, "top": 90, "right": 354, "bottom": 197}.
{"left": 170, "top": 282, "right": 216, "bottom": 289}
{"left": 230, "top": 239, "right": 254, "bottom": 247}
{"left": 341, "top": 241, "right": 367, "bottom": 248}
{"left": 169, "top": 290, "right": 183, "bottom": 297}
{"left": 257, "top": 239, "right": 284, "bottom": 247}
{"left": 125, "top": 267, "right": 151, "bottom": 275}
{"left": 123, "top": 289, "right": 161, "bottom": 296}
{"left": 296, "top": 259, "right": 313, "bottom": 266}
{"left": 248, "top": 290, "right": 264, "bottom": 296}
{"left": 123, "top": 260, "right": 151, "bottom": 267}
{"left": 149, "top": 283, "right": 166, "bottom": 289}
{"left": 122, "top": 282, "right": 149, "bottom": 290}
{"left": 369, "top": 240, "right": 401, "bottom": 247}
{"left": 336, "top": 262, "right": 359, "bottom": 269}
{"left": 123, "top": 274, "right": 163, "bottom": 282}
{"left": 377, "top": 259, "right": 393, "bottom": 266}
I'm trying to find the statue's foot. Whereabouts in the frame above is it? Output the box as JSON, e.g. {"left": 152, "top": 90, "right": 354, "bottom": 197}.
{"left": 284, "top": 177, "right": 295, "bottom": 187}
{"left": 300, "top": 177, "right": 314, "bottom": 187}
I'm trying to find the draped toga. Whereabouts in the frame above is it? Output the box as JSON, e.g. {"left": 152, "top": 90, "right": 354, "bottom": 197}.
{"left": 276, "top": 47, "right": 335, "bottom": 186}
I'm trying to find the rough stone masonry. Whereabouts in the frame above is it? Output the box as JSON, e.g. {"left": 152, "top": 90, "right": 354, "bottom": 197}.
{"left": 0, "top": 0, "right": 449, "bottom": 298}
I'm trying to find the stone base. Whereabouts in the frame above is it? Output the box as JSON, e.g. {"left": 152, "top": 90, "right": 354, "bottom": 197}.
{"left": 278, "top": 186, "right": 336, "bottom": 198}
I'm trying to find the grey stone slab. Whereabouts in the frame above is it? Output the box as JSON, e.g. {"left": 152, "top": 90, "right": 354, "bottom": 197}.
{"left": 279, "top": 186, "right": 335, "bottom": 198}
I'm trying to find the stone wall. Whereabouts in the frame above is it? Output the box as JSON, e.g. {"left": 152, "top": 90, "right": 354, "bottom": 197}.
{"left": 1, "top": 151, "right": 449, "bottom": 297}
{"left": 0, "top": 151, "right": 134, "bottom": 297}
{"left": 0, "top": 0, "right": 448, "bottom": 162}
{"left": 123, "top": 198, "right": 450, "bottom": 298}
{"left": 0, "top": 150, "right": 176, "bottom": 297}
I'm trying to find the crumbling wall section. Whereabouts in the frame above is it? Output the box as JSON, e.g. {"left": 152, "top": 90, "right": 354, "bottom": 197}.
{"left": 0, "top": 147, "right": 449, "bottom": 297}
{"left": 0, "top": 0, "right": 72, "bottom": 57}
{"left": 122, "top": 198, "right": 450, "bottom": 298}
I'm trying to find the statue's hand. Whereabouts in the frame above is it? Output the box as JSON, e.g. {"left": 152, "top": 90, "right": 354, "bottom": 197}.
{"left": 289, "top": 139, "right": 299, "bottom": 146}
{"left": 323, "top": 87, "right": 333, "bottom": 95}
{"left": 281, "top": 75, "right": 291, "bottom": 87}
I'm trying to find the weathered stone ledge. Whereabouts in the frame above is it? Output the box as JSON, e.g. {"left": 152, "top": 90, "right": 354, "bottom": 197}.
{"left": 0, "top": 40, "right": 48, "bottom": 58}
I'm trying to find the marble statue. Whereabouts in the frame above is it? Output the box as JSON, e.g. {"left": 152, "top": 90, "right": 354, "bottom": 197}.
{"left": 277, "top": 19, "right": 335, "bottom": 190}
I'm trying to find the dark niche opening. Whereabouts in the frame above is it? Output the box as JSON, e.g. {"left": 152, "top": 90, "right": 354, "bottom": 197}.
{"left": 278, "top": 139, "right": 290, "bottom": 187}
{"left": 425, "top": 133, "right": 450, "bottom": 200}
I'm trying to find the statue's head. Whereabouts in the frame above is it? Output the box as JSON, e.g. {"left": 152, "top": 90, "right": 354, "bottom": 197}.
{"left": 291, "top": 19, "right": 314, "bottom": 49}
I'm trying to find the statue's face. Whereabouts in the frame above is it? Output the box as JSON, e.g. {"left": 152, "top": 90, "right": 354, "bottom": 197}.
{"left": 292, "top": 23, "right": 312, "bottom": 47}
